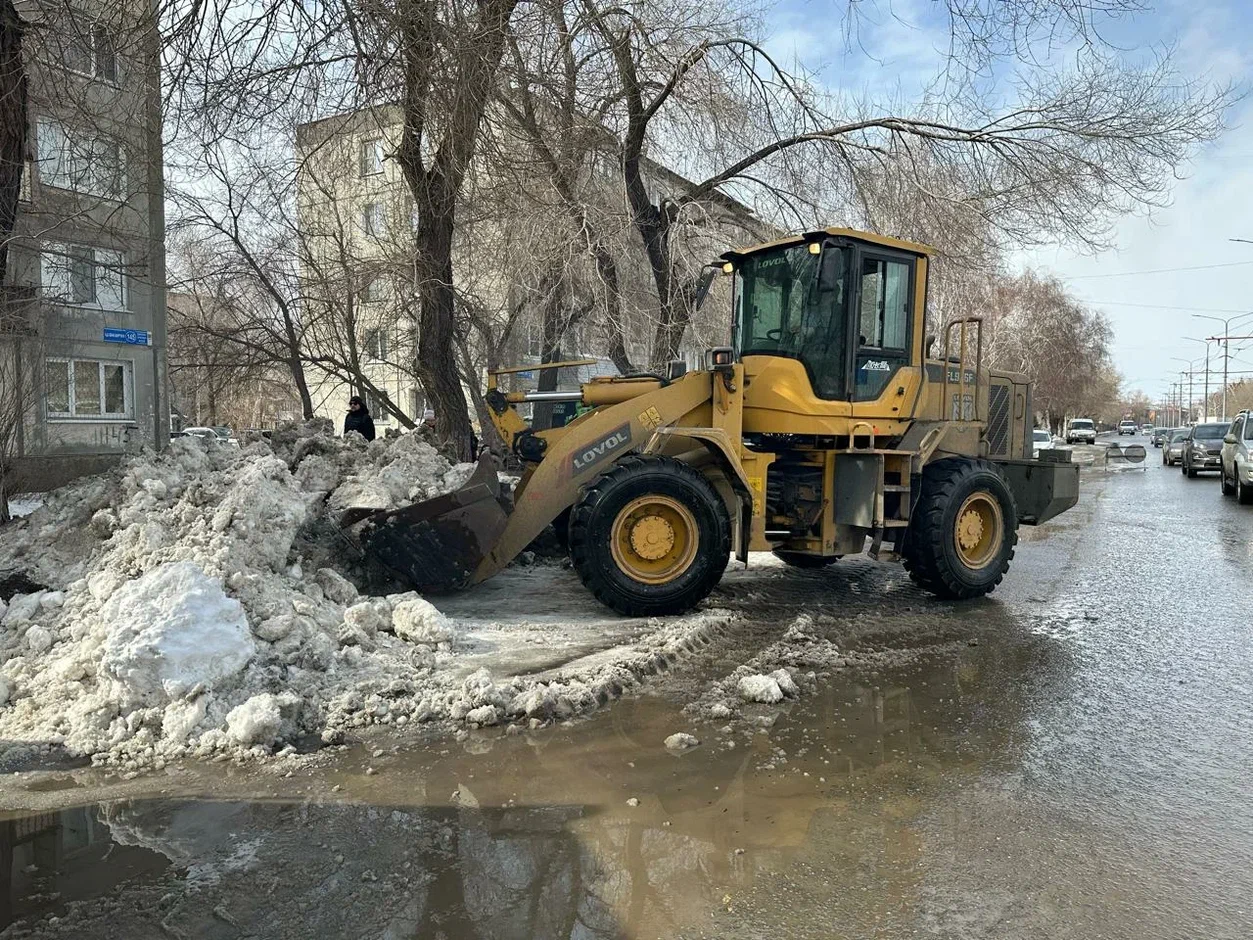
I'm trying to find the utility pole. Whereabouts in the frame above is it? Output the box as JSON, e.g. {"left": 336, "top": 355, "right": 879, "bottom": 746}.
{"left": 1194, "top": 313, "right": 1253, "bottom": 420}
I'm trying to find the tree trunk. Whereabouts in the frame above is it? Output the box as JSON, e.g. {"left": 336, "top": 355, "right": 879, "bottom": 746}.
{"left": 288, "top": 353, "right": 314, "bottom": 418}
{"left": 532, "top": 272, "right": 567, "bottom": 430}
{"left": 0, "top": 0, "right": 25, "bottom": 291}
{"left": 413, "top": 209, "right": 475, "bottom": 458}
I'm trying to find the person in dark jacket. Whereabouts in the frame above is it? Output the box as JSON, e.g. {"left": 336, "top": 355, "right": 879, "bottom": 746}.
{"left": 344, "top": 396, "right": 376, "bottom": 441}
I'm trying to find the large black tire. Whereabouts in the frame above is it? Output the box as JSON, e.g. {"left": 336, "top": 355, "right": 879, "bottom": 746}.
{"left": 901, "top": 458, "right": 1018, "bottom": 600}
{"left": 772, "top": 551, "right": 838, "bottom": 569}
{"left": 569, "top": 455, "right": 730, "bottom": 616}
{"left": 1239, "top": 472, "right": 1253, "bottom": 506}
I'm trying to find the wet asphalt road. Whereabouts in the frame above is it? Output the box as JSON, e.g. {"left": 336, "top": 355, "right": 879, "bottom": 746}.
{"left": 3, "top": 434, "right": 1253, "bottom": 939}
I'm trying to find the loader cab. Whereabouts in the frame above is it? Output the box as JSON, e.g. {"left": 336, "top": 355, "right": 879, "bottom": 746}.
{"left": 727, "top": 231, "right": 926, "bottom": 405}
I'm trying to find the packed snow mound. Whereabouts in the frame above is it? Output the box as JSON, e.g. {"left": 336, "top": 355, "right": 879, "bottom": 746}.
{"left": 328, "top": 433, "right": 476, "bottom": 514}
{"left": 0, "top": 423, "right": 735, "bottom": 772}
{"left": 99, "top": 562, "right": 255, "bottom": 705}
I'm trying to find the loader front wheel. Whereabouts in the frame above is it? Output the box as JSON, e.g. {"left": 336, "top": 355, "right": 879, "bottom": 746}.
{"left": 569, "top": 456, "right": 730, "bottom": 616}
{"left": 902, "top": 458, "right": 1018, "bottom": 600}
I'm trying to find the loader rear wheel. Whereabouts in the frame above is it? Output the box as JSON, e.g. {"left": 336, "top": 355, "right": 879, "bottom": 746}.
{"left": 569, "top": 456, "right": 730, "bottom": 616}
{"left": 772, "top": 551, "right": 838, "bottom": 569}
{"left": 902, "top": 458, "right": 1017, "bottom": 600}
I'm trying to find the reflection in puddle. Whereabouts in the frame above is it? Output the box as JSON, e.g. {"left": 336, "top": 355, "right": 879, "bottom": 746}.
{"left": 1, "top": 638, "right": 1057, "bottom": 939}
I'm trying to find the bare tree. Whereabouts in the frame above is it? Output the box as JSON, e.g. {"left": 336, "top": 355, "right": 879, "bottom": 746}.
{"left": 0, "top": 318, "right": 38, "bottom": 522}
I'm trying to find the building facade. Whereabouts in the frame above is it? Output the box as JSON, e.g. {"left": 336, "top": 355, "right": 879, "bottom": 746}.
{"left": 294, "top": 106, "right": 765, "bottom": 435}
{"left": 4, "top": 0, "right": 166, "bottom": 490}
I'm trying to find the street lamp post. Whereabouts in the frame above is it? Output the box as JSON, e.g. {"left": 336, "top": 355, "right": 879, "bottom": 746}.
{"left": 1182, "top": 337, "right": 1212, "bottom": 420}
{"left": 1171, "top": 357, "right": 1202, "bottom": 423}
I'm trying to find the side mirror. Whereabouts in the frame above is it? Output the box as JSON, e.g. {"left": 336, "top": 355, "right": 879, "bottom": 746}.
{"left": 692, "top": 268, "right": 717, "bottom": 311}
{"left": 1224, "top": 434, "right": 1236, "bottom": 444}
{"left": 817, "top": 246, "right": 843, "bottom": 293}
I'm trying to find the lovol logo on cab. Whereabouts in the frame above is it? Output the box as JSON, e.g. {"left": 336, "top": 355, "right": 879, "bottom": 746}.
{"left": 571, "top": 423, "right": 632, "bottom": 475}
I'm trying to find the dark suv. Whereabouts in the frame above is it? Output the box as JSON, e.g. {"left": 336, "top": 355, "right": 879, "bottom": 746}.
{"left": 1182, "top": 422, "right": 1230, "bottom": 478}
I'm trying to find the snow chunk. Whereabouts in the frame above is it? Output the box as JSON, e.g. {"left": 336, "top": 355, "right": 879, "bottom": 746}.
{"left": 0, "top": 676, "right": 10, "bottom": 707}
{"left": 771, "top": 668, "right": 799, "bottom": 698}
{"left": 3, "top": 592, "right": 43, "bottom": 624}
{"left": 709, "top": 703, "right": 733, "bottom": 720}
{"left": 100, "top": 561, "right": 255, "bottom": 704}
{"left": 25, "top": 625, "right": 52, "bottom": 654}
{"left": 665, "top": 732, "right": 700, "bottom": 751}
{"left": 226, "top": 693, "right": 287, "bottom": 747}
{"left": 391, "top": 596, "right": 453, "bottom": 645}
{"left": 737, "top": 674, "right": 784, "bottom": 704}
{"left": 315, "top": 568, "right": 358, "bottom": 605}
{"left": 465, "top": 705, "right": 499, "bottom": 726}
{"left": 343, "top": 601, "right": 383, "bottom": 637}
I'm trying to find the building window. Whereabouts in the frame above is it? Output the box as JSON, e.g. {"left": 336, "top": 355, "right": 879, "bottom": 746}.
{"left": 363, "top": 327, "right": 388, "bottom": 360}
{"left": 361, "top": 202, "right": 386, "bottom": 236}
{"left": 41, "top": 242, "right": 126, "bottom": 310}
{"left": 36, "top": 117, "right": 125, "bottom": 199}
{"left": 360, "top": 138, "right": 384, "bottom": 177}
{"left": 360, "top": 274, "right": 383, "bottom": 304}
{"left": 46, "top": 358, "right": 132, "bottom": 419}
{"left": 64, "top": 20, "right": 117, "bottom": 81}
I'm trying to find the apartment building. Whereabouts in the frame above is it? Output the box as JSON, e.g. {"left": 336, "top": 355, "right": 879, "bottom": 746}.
{"left": 294, "top": 105, "right": 764, "bottom": 433}
{"left": 3, "top": 1, "right": 166, "bottom": 489}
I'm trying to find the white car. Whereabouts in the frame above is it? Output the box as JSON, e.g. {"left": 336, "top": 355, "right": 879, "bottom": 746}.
{"left": 180, "top": 426, "right": 240, "bottom": 447}
{"left": 1066, "top": 418, "right": 1097, "bottom": 445}
{"left": 1032, "top": 428, "right": 1054, "bottom": 458}
{"left": 1117, "top": 420, "right": 1137, "bottom": 436}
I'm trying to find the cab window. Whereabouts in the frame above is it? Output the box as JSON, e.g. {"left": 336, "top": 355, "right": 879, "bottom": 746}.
{"left": 854, "top": 254, "right": 913, "bottom": 401}
{"left": 1244, "top": 417, "right": 1253, "bottom": 441}
{"left": 1231, "top": 417, "right": 1245, "bottom": 441}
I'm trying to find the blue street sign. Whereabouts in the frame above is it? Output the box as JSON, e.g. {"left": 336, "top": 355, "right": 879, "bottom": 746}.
{"left": 103, "top": 327, "right": 150, "bottom": 346}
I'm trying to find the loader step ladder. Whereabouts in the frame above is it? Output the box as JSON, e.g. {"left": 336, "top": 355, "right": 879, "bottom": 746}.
{"left": 869, "top": 450, "right": 912, "bottom": 562}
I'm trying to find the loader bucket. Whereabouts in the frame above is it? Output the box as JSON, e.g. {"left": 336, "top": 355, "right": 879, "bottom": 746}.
{"left": 339, "top": 454, "right": 510, "bottom": 593}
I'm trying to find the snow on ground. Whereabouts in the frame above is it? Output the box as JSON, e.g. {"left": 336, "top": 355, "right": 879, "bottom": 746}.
{"left": 6, "top": 494, "right": 44, "bottom": 518}
{"left": 0, "top": 426, "right": 735, "bottom": 773}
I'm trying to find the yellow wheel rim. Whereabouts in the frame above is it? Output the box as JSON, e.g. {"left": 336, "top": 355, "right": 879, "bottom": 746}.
{"left": 953, "top": 492, "right": 1003, "bottom": 570}
{"left": 609, "top": 495, "right": 699, "bottom": 585}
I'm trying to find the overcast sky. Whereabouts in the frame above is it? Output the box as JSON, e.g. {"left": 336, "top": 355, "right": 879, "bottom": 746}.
{"left": 768, "top": 0, "right": 1253, "bottom": 408}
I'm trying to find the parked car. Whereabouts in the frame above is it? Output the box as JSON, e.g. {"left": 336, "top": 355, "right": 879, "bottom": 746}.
{"left": 1151, "top": 426, "right": 1172, "bottom": 447}
{"left": 1181, "top": 422, "right": 1230, "bottom": 477}
{"left": 1220, "top": 412, "right": 1253, "bottom": 503}
{"left": 1032, "top": 428, "right": 1054, "bottom": 458}
{"left": 1066, "top": 418, "right": 1097, "bottom": 445}
{"left": 1163, "top": 429, "right": 1188, "bottom": 466}
{"left": 1117, "top": 420, "right": 1137, "bottom": 435}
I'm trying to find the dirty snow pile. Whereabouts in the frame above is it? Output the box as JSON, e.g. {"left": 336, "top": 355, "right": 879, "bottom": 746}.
{"left": 690, "top": 613, "right": 852, "bottom": 720}
{"left": 0, "top": 428, "right": 523, "bottom": 770}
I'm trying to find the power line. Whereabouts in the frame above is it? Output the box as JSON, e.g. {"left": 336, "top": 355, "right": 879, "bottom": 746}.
{"left": 1063, "top": 260, "right": 1253, "bottom": 280}
{"left": 1077, "top": 299, "right": 1253, "bottom": 314}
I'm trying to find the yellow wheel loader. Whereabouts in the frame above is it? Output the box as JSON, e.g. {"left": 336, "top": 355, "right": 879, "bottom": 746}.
{"left": 345, "top": 228, "right": 1080, "bottom": 616}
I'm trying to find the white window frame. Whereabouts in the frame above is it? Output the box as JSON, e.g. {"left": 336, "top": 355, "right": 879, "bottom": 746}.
{"left": 46, "top": 357, "right": 133, "bottom": 420}
{"left": 41, "top": 242, "right": 127, "bottom": 311}
{"left": 363, "top": 326, "right": 388, "bottom": 360}
{"left": 62, "top": 17, "right": 118, "bottom": 83}
{"left": 359, "top": 138, "right": 384, "bottom": 178}
{"left": 36, "top": 116, "right": 126, "bottom": 200}
{"left": 360, "top": 274, "right": 383, "bottom": 304}
{"left": 361, "top": 201, "right": 386, "bottom": 237}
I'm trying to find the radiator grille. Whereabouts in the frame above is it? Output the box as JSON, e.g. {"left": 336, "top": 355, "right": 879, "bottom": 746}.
{"left": 986, "top": 383, "right": 1011, "bottom": 457}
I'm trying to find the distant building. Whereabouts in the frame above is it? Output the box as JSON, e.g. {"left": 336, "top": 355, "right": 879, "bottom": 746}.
{"left": 293, "top": 105, "right": 764, "bottom": 433}
{"left": 2, "top": 0, "right": 166, "bottom": 490}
